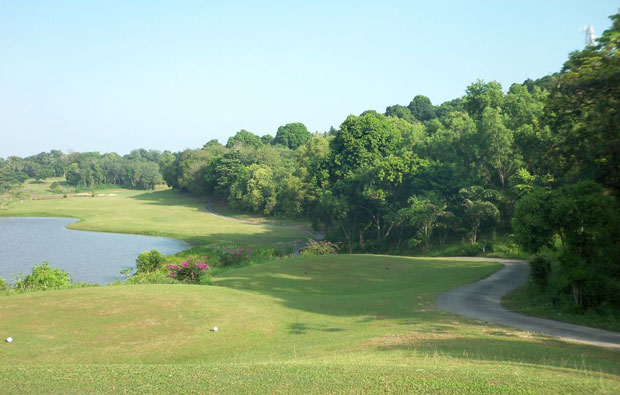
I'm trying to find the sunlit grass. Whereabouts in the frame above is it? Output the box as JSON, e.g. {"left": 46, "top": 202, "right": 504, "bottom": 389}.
{"left": 1, "top": 255, "right": 618, "bottom": 393}
{"left": 1, "top": 187, "right": 309, "bottom": 248}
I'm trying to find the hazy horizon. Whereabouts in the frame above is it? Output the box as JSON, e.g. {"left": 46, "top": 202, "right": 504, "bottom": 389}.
{"left": 1, "top": 1, "right": 618, "bottom": 158}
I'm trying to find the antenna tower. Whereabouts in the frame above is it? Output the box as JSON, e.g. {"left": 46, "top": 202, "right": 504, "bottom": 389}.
{"left": 585, "top": 25, "right": 596, "bottom": 46}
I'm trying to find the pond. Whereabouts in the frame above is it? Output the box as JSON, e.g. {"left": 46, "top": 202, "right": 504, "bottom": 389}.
{"left": 0, "top": 217, "right": 189, "bottom": 284}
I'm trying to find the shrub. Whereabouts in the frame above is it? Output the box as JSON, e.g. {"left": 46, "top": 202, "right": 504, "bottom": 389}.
{"left": 530, "top": 255, "right": 552, "bottom": 290}
{"left": 0, "top": 277, "right": 7, "bottom": 291}
{"left": 166, "top": 257, "right": 209, "bottom": 284}
{"left": 213, "top": 246, "right": 252, "bottom": 266}
{"left": 135, "top": 250, "right": 165, "bottom": 273}
{"left": 19, "top": 262, "right": 72, "bottom": 290}
{"left": 300, "top": 239, "right": 340, "bottom": 256}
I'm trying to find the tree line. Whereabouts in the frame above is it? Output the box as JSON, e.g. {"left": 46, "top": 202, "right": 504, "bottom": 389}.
{"left": 2, "top": 13, "right": 618, "bottom": 310}
{"left": 160, "top": 14, "right": 619, "bottom": 310}
{"left": 0, "top": 149, "right": 163, "bottom": 191}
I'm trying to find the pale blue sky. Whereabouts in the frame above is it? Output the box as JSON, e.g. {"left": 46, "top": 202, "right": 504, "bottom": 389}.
{"left": 0, "top": 1, "right": 617, "bottom": 158}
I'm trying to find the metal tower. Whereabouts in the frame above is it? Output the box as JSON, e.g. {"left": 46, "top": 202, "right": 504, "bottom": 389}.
{"left": 585, "top": 25, "right": 596, "bottom": 46}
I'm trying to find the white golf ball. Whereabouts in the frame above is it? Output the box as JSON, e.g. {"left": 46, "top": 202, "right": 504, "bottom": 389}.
{"left": 213, "top": 326, "right": 219, "bottom": 332}
{"left": 6, "top": 337, "right": 13, "bottom": 343}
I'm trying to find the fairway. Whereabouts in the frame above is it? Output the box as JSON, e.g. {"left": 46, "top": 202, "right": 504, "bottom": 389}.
{"left": 1, "top": 188, "right": 309, "bottom": 247}
{"left": 1, "top": 255, "right": 619, "bottom": 393}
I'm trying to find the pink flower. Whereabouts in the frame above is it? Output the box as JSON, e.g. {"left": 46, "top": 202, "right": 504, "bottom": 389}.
{"left": 182, "top": 262, "right": 188, "bottom": 267}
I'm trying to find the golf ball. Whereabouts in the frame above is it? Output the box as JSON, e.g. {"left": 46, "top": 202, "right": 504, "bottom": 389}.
{"left": 6, "top": 337, "right": 13, "bottom": 343}
{"left": 213, "top": 326, "right": 219, "bottom": 332}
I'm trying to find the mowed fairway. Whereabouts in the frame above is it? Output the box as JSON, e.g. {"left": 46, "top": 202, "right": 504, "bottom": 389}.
{"left": 1, "top": 188, "right": 308, "bottom": 247}
{"left": 1, "top": 255, "right": 619, "bottom": 393}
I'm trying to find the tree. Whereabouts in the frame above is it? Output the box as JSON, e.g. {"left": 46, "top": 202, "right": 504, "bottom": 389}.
{"left": 226, "top": 129, "right": 263, "bottom": 148}
{"left": 463, "top": 80, "right": 504, "bottom": 120}
{"left": 545, "top": 13, "right": 620, "bottom": 195}
{"left": 260, "top": 134, "right": 274, "bottom": 145}
{"left": 399, "top": 194, "right": 448, "bottom": 252}
{"left": 385, "top": 104, "right": 416, "bottom": 123}
{"left": 458, "top": 186, "right": 499, "bottom": 244}
{"left": 513, "top": 181, "right": 620, "bottom": 308}
{"left": 273, "top": 122, "right": 312, "bottom": 149}
{"left": 407, "top": 95, "right": 436, "bottom": 122}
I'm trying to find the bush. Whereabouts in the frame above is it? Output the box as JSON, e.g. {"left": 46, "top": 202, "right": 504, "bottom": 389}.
{"left": 300, "top": 239, "right": 340, "bottom": 256}
{"left": 166, "top": 257, "right": 209, "bottom": 284}
{"left": 0, "top": 277, "right": 7, "bottom": 291}
{"left": 530, "top": 255, "right": 552, "bottom": 290}
{"left": 135, "top": 250, "right": 165, "bottom": 273}
{"left": 213, "top": 246, "right": 252, "bottom": 266}
{"left": 19, "top": 262, "right": 72, "bottom": 290}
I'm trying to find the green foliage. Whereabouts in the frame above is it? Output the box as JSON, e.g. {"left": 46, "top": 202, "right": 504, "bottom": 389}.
{"left": 546, "top": 13, "right": 620, "bottom": 194}
{"left": 529, "top": 255, "right": 551, "bottom": 290}
{"left": 0, "top": 277, "right": 7, "bottom": 291}
{"left": 300, "top": 240, "right": 341, "bottom": 256}
{"left": 226, "top": 129, "right": 264, "bottom": 148}
{"left": 213, "top": 246, "right": 253, "bottom": 267}
{"left": 273, "top": 122, "right": 312, "bottom": 149}
{"left": 135, "top": 250, "right": 165, "bottom": 273}
{"left": 18, "top": 262, "right": 72, "bottom": 290}
{"left": 512, "top": 188, "right": 554, "bottom": 253}
{"left": 513, "top": 180, "right": 620, "bottom": 309}
{"left": 407, "top": 95, "right": 436, "bottom": 122}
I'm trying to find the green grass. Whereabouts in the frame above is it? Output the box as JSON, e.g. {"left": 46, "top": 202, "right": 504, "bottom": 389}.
{"left": 0, "top": 187, "right": 309, "bottom": 247}
{"left": 208, "top": 199, "right": 312, "bottom": 227}
{"left": 1, "top": 255, "right": 619, "bottom": 393}
{"left": 503, "top": 285, "right": 620, "bottom": 333}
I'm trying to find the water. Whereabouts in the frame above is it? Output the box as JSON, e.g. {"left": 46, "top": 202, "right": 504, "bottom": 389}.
{"left": 0, "top": 217, "right": 189, "bottom": 284}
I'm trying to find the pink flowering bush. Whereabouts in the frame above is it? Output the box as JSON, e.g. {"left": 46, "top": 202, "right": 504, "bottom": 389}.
{"left": 166, "top": 256, "right": 209, "bottom": 284}
{"left": 214, "top": 246, "right": 252, "bottom": 267}
{"left": 300, "top": 240, "right": 341, "bottom": 256}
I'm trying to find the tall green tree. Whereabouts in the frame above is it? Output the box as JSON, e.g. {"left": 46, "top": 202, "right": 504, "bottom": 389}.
{"left": 546, "top": 13, "right": 620, "bottom": 195}
{"left": 273, "top": 122, "right": 312, "bottom": 149}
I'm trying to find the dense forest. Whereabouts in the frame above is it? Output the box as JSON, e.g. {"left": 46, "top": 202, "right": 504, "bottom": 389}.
{"left": 1, "top": 13, "right": 618, "bottom": 310}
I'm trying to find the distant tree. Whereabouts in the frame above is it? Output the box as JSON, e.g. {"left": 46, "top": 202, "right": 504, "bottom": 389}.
{"left": 273, "top": 122, "right": 312, "bottom": 149}
{"left": 458, "top": 186, "right": 499, "bottom": 244}
{"left": 260, "top": 134, "right": 274, "bottom": 145}
{"left": 407, "top": 95, "right": 436, "bottom": 122}
{"left": 203, "top": 139, "right": 221, "bottom": 148}
{"left": 226, "top": 129, "right": 263, "bottom": 148}
{"left": 463, "top": 80, "right": 504, "bottom": 120}
{"left": 385, "top": 104, "right": 416, "bottom": 123}
{"left": 399, "top": 194, "right": 448, "bottom": 252}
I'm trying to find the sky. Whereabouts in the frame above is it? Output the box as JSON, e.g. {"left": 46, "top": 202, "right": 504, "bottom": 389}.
{"left": 0, "top": 0, "right": 618, "bottom": 158}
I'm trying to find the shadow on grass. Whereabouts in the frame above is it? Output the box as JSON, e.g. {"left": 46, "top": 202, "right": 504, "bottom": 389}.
{"left": 288, "top": 323, "right": 345, "bottom": 335}
{"left": 213, "top": 254, "right": 620, "bottom": 375}
{"left": 369, "top": 335, "right": 620, "bottom": 376}
{"left": 131, "top": 189, "right": 205, "bottom": 208}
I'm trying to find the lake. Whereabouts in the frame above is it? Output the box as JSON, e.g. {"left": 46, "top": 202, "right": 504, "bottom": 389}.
{"left": 0, "top": 217, "right": 189, "bottom": 284}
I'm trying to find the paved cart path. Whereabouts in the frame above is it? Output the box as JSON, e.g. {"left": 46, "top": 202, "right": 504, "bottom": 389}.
{"left": 436, "top": 257, "right": 620, "bottom": 351}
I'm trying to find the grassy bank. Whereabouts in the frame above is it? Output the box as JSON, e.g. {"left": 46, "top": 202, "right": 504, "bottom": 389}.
{"left": 1, "top": 255, "right": 619, "bottom": 393}
{"left": 503, "top": 284, "right": 620, "bottom": 333}
{"left": 0, "top": 187, "right": 309, "bottom": 248}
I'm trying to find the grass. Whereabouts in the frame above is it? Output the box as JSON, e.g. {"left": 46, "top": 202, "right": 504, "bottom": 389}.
{"left": 0, "top": 186, "right": 309, "bottom": 248}
{"left": 503, "top": 284, "right": 620, "bottom": 333}
{"left": 1, "top": 255, "right": 619, "bottom": 393}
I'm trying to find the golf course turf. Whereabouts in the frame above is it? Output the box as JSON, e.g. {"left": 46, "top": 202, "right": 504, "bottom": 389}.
{"left": 1, "top": 255, "right": 619, "bottom": 393}
{"left": 1, "top": 189, "right": 619, "bottom": 393}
